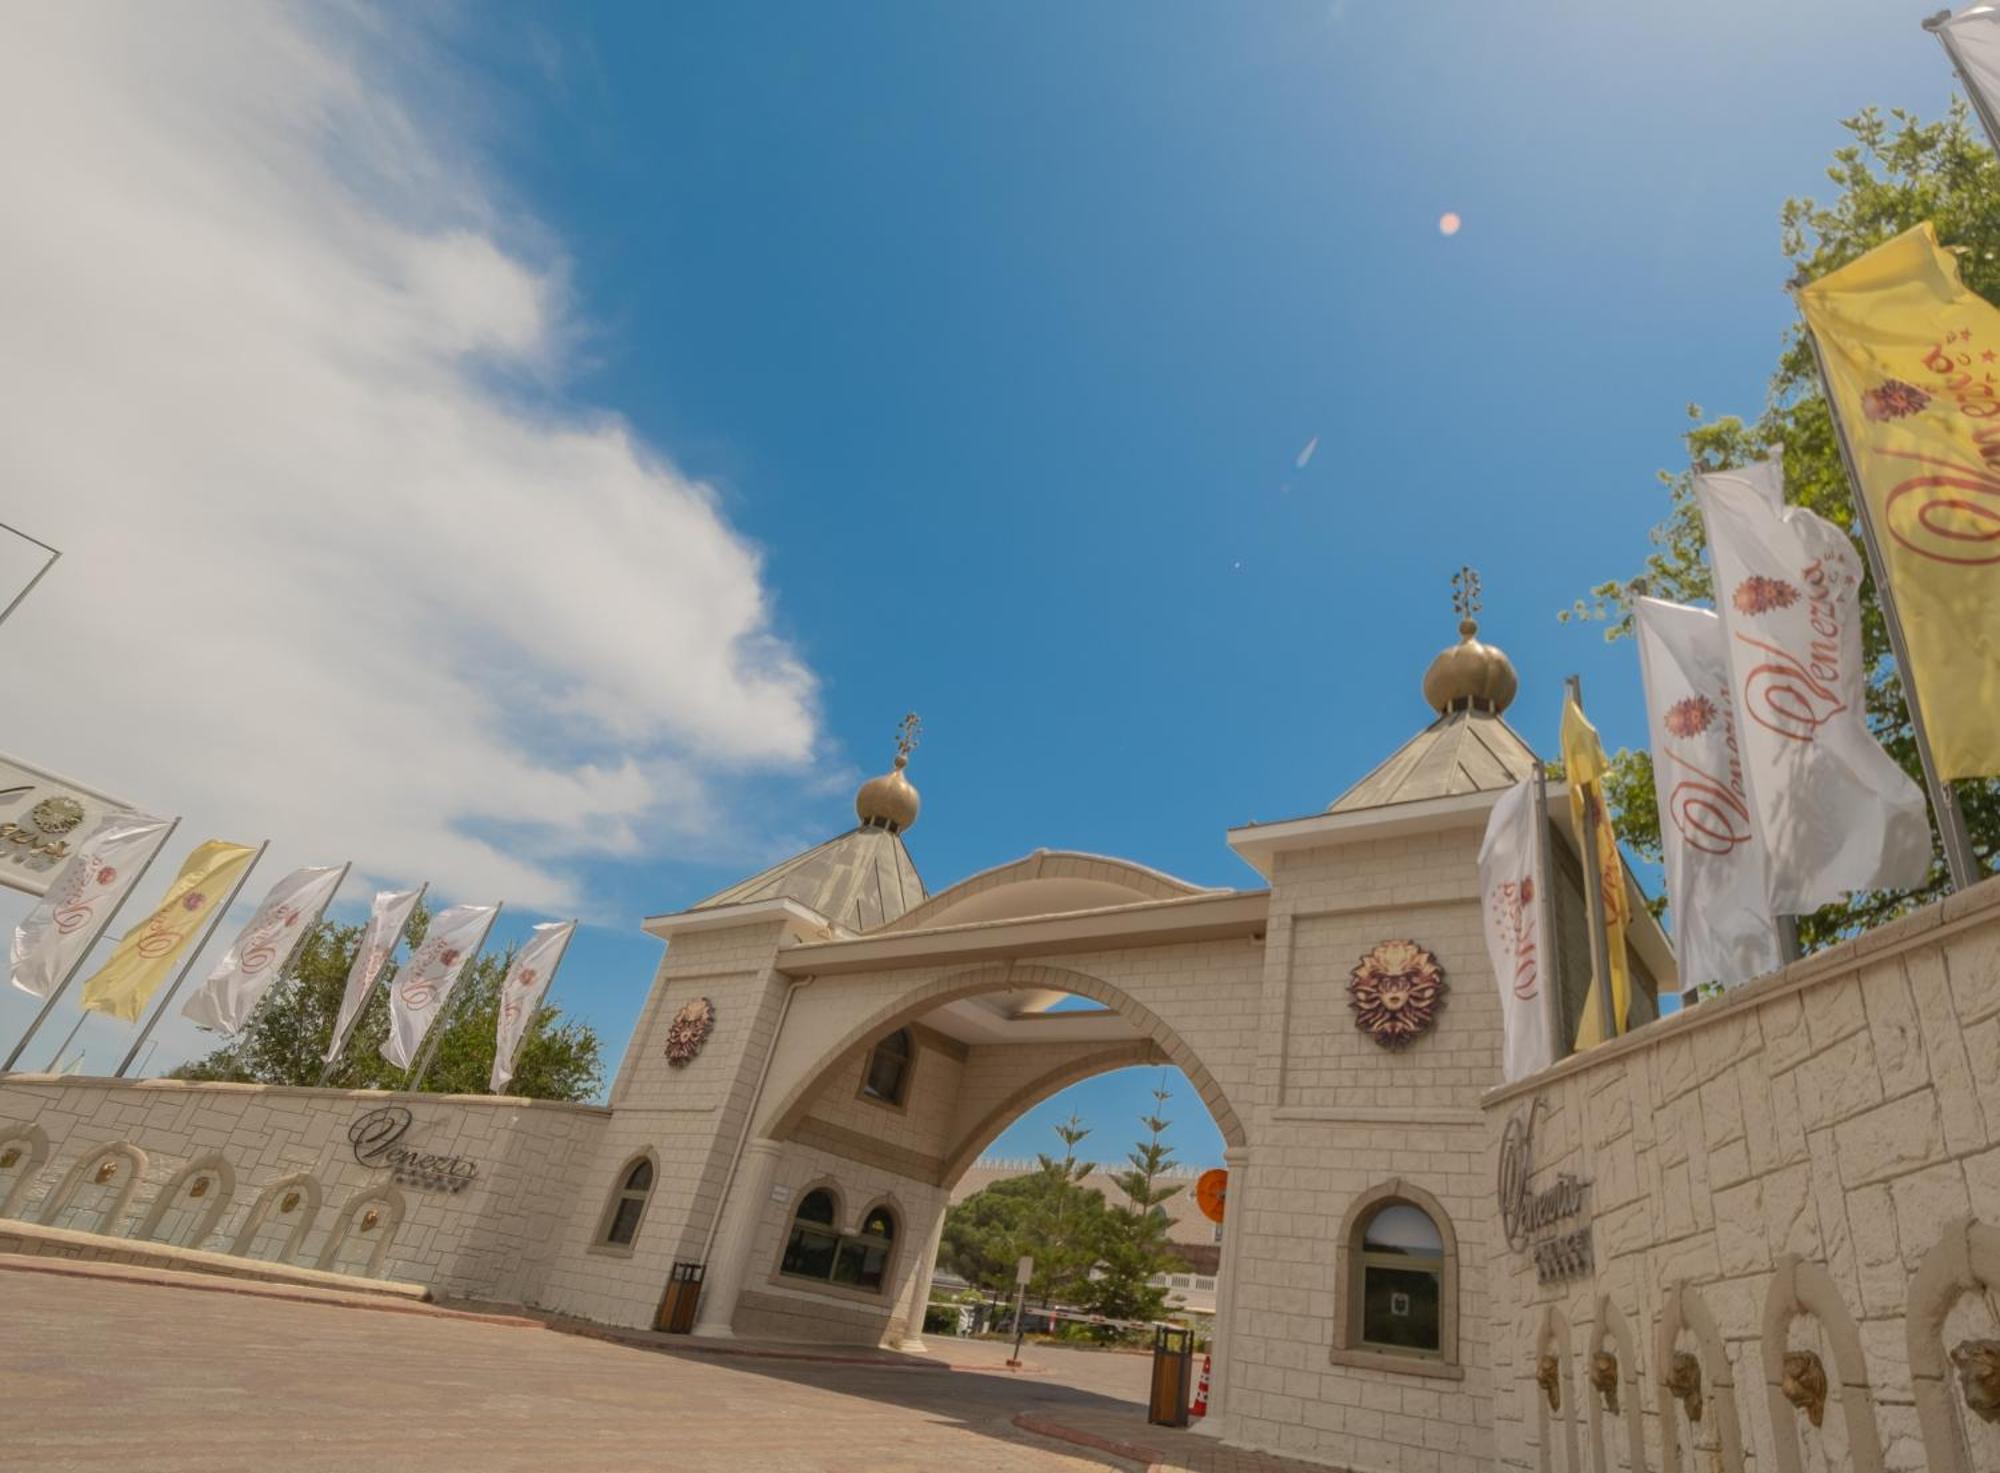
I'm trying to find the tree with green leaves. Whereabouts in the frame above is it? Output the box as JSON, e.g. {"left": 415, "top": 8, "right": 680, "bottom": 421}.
{"left": 1571, "top": 103, "right": 2000, "bottom": 949}
{"left": 1078, "top": 1080, "right": 1184, "bottom": 1327}
{"left": 939, "top": 1113, "right": 1112, "bottom": 1301}
{"left": 170, "top": 905, "right": 602, "bottom": 1100}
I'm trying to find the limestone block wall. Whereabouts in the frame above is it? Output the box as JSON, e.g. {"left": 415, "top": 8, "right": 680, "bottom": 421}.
{"left": 0, "top": 1076, "right": 605, "bottom": 1300}
{"left": 1486, "top": 872, "right": 2000, "bottom": 1473}
{"left": 1223, "top": 828, "right": 1502, "bottom": 1472}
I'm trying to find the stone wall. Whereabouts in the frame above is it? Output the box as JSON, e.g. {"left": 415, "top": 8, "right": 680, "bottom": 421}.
{"left": 0, "top": 1076, "right": 606, "bottom": 1300}
{"left": 1485, "top": 871, "right": 2000, "bottom": 1473}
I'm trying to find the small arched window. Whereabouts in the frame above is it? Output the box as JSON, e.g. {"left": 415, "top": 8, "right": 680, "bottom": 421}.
{"left": 780, "top": 1191, "right": 897, "bottom": 1294}
{"left": 1355, "top": 1201, "right": 1444, "bottom": 1356}
{"left": 596, "top": 1155, "right": 656, "bottom": 1250}
{"left": 860, "top": 1028, "right": 913, "bottom": 1107}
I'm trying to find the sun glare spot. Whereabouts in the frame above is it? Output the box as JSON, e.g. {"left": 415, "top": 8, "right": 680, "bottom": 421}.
{"left": 1438, "top": 212, "right": 1462, "bottom": 236}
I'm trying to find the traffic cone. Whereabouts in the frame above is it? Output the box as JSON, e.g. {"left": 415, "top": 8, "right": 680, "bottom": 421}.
{"left": 1190, "top": 1353, "right": 1212, "bottom": 1418}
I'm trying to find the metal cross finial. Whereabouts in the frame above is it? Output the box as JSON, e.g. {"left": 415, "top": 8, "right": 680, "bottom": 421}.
{"left": 896, "top": 712, "right": 922, "bottom": 761}
{"left": 1451, "top": 566, "right": 1482, "bottom": 622}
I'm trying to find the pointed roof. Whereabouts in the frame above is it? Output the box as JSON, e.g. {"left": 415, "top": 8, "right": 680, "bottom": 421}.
{"left": 1327, "top": 708, "right": 1540, "bottom": 814}
{"left": 690, "top": 826, "right": 925, "bottom": 935}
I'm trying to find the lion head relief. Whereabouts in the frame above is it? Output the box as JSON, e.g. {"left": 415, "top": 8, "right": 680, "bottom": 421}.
{"left": 1348, "top": 940, "right": 1447, "bottom": 1049}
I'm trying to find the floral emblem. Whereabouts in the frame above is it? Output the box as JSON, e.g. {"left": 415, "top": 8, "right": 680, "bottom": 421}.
{"left": 1861, "top": 378, "right": 1929, "bottom": 422}
{"left": 28, "top": 796, "right": 84, "bottom": 836}
{"left": 95, "top": 866, "right": 117, "bottom": 886}
{"left": 1348, "top": 940, "right": 1447, "bottom": 1049}
{"left": 666, "top": 996, "right": 716, "bottom": 1067}
{"left": 1731, "top": 575, "right": 1799, "bottom": 617}
{"left": 181, "top": 892, "right": 207, "bottom": 913}
{"left": 1663, "top": 695, "right": 1716, "bottom": 739}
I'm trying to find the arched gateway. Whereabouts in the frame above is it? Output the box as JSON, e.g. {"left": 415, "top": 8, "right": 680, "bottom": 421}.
{"left": 0, "top": 617, "right": 1676, "bottom": 1473}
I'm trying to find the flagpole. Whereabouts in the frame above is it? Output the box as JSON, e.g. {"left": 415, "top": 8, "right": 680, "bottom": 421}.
{"left": 408, "top": 903, "right": 503, "bottom": 1093}
{"left": 43, "top": 1009, "right": 88, "bottom": 1073}
{"left": 2, "top": 816, "right": 182, "bottom": 1073}
{"left": 1801, "top": 322, "right": 1981, "bottom": 889}
{"left": 317, "top": 880, "right": 425, "bottom": 1088}
{"left": 490, "top": 918, "right": 578, "bottom": 1093}
{"left": 116, "top": 840, "right": 269, "bottom": 1078}
{"left": 1927, "top": 11, "right": 2000, "bottom": 158}
{"left": 1566, "top": 675, "right": 1620, "bottom": 1044}
{"left": 1529, "top": 771, "right": 1571, "bottom": 1063}
{"left": 0, "top": 521, "right": 61, "bottom": 634}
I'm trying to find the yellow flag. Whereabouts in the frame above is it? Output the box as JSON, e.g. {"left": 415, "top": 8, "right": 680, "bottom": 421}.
{"left": 1798, "top": 222, "right": 2000, "bottom": 779}
{"left": 1563, "top": 697, "right": 1630, "bottom": 1050}
{"left": 80, "top": 840, "right": 257, "bottom": 1022}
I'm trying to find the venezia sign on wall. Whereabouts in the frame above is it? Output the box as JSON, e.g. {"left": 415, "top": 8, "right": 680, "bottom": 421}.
{"left": 348, "top": 1106, "right": 480, "bottom": 1194}
{"left": 1497, "top": 1096, "right": 1593, "bottom": 1284}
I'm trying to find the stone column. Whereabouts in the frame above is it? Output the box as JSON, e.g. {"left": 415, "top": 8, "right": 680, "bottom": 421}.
{"left": 888, "top": 1199, "right": 949, "bottom": 1353}
{"left": 691, "top": 1136, "right": 783, "bottom": 1339}
{"left": 1192, "top": 1144, "right": 1251, "bottom": 1437}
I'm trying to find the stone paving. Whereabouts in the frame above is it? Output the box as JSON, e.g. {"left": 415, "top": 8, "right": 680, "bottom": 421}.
{"left": 1, "top": 1265, "right": 1347, "bottom": 1473}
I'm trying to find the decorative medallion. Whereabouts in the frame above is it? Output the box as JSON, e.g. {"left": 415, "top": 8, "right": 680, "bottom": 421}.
{"left": 666, "top": 996, "right": 716, "bottom": 1068}
{"left": 1862, "top": 377, "right": 1929, "bottom": 422}
{"left": 360, "top": 1207, "right": 381, "bottom": 1233}
{"left": 0, "top": 1148, "right": 18, "bottom": 1171}
{"left": 1590, "top": 1351, "right": 1620, "bottom": 1415}
{"left": 189, "top": 1176, "right": 210, "bottom": 1200}
{"left": 1535, "top": 1354, "right": 1562, "bottom": 1413}
{"left": 93, "top": 1160, "right": 118, "bottom": 1185}
{"left": 1667, "top": 1351, "right": 1704, "bottom": 1424}
{"left": 1662, "top": 695, "right": 1716, "bottom": 740}
{"left": 28, "top": 796, "right": 84, "bottom": 836}
{"left": 280, "top": 1190, "right": 301, "bottom": 1214}
{"left": 1348, "top": 940, "right": 1447, "bottom": 1049}
{"left": 1731, "top": 574, "right": 1799, "bottom": 617}
{"left": 1781, "top": 1350, "right": 1827, "bottom": 1428}
{"left": 1951, "top": 1339, "right": 2000, "bottom": 1424}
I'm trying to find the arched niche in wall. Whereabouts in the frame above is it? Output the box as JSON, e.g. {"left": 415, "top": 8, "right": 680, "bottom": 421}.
{"left": 0, "top": 1124, "right": 50, "bottom": 1218}
{"left": 34, "top": 1141, "right": 148, "bottom": 1236}
{"left": 1655, "top": 1281, "right": 1746, "bottom": 1473}
{"left": 1584, "top": 1294, "right": 1645, "bottom": 1473}
{"left": 1908, "top": 1215, "right": 2000, "bottom": 1473}
{"left": 132, "top": 1154, "right": 235, "bottom": 1250}
{"left": 1533, "top": 1305, "right": 1581, "bottom": 1473}
{"left": 315, "top": 1186, "right": 405, "bottom": 1278}
{"left": 229, "top": 1173, "right": 321, "bottom": 1264}
{"left": 1760, "top": 1253, "right": 1884, "bottom": 1473}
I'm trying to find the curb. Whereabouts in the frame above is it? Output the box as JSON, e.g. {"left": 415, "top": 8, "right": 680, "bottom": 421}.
{"left": 0, "top": 1255, "right": 544, "bottom": 1329}
{"left": 561, "top": 1322, "right": 1053, "bottom": 1375}
{"left": 1011, "top": 1411, "right": 1165, "bottom": 1471}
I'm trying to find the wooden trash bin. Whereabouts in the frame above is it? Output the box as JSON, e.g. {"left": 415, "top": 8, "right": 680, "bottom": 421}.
{"left": 655, "top": 1260, "right": 705, "bottom": 1334}
{"left": 1147, "top": 1324, "right": 1194, "bottom": 1428}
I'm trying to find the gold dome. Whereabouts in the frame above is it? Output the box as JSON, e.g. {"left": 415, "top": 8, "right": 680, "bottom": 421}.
{"left": 1422, "top": 617, "right": 1518, "bottom": 717}
{"left": 856, "top": 713, "right": 922, "bottom": 833}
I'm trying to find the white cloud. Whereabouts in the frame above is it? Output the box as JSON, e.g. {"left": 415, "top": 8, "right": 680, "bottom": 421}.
{"left": 0, "top": 4, "right": 820, "bottom": 915}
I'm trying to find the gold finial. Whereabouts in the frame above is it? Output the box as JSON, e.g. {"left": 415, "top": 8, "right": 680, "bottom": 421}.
{"left": 857, "top": 713, "right": 923, "bottom": 833}
{"left": 1423, "top": 568, "right": 1517, "bottom": 716}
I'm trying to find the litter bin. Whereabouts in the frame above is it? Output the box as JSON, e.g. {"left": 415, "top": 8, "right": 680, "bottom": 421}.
{"left": 1148, "top": 1324, "right": 1195, "bottom": 1428}
{"left": 655, "top": 1261, "right": 704, "bottom": 1334}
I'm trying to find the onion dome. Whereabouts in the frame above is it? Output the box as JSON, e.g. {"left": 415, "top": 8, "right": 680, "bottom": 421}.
{"left": 856, "top": 713, "right": 923, "bottom": 833}
{"left": 1422, "top": 569, "right": 1518, "bottom": 716}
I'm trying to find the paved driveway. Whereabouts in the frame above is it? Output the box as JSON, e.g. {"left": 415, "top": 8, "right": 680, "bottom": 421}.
{"left": 4, "top": 1270, "right": 1146, "bottom": 1473}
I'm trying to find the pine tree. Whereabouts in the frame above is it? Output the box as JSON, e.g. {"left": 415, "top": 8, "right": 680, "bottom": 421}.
{"left": 1080, "top": 1080, "right": 1183, "bottom": 1329}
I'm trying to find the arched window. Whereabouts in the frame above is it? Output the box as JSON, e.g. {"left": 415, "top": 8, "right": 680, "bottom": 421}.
{"left": 779, "top": 1190, "right": 898, "bottom": 1294}
{"left": 860, "top": 1028, "right": 913, "bottom": 1107}
{"left": 1332, "top": 1181, "right": 1461, "bottom": 1377}
{"left": 595, "top": 1155, "right": 656, "bottom": 1251}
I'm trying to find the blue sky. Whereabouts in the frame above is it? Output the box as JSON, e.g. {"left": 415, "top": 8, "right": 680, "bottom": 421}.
{"left": 0, "top": 2, "right": 1968, "bottom": 1167}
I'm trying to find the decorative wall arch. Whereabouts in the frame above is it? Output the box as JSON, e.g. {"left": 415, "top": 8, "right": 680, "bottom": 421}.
{"left": 762, "top": 962, "right": 1247, "bottom": 1150}
{"left": 1585, "top": 1295, "right": 1644, "bottom": 1473}
{"left": 1533, "top": 1306, "right": 1581, "bottom": 1473}
{"left": 1908, "top": 1216, "right": 2000, "bottom": 1473}
{"left": 315, "top": 1185, "right": 405, "bottom": 1278}
{"left": 132, "top": 1154, "right": 236, "bottom": 1248}
{"left": 939, "top": 1039, "right": 1167, "bottom": 1186}
{"left": 1761, "top": 1253, "right": 1884, "bottom": 1473}
{"left": 1655, "top": 1281, "right": 1746, "bottom": 1473}
{"left": 229, "top": 1173, "right": 322, "bottom": 1263}
{"left": 34, "top": 1141, "right": 148, "bottom": 1235}
{"left": 0, "top": 1124, "right": 50, "bottom": 1218}
{"left": 1329, "top": 1178, "right": 1461, "bottom": 1373}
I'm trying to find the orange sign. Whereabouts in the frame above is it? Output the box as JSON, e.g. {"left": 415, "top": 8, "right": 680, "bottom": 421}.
{"left": 1195, "top": 1168, "right": 1228, "bottom": 1224}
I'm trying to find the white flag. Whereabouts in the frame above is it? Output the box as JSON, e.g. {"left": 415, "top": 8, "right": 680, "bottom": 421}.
{"left": 381, "top": 902, "right": 499, "bottom": 1071}
{"left": 1939, "top": 7, "right": 2000, "bottom": 132}
{"left": 9, "top": 812, "right": 173, "bottom": 998}
{"left": 181, "top": 865, "right": 345, "bottom": 1036}
{"left": 490, "top": 920, "right": 577, "bottom": 1093}
{"left": 325, "top": 887, "right": 422, "bottom": 1063}
{"left": 1696, "top": 463, "right": 1932, "bottom": 908}
{"left": 1479, "top": 778, "right": 1552, "bottom": 1083}
{"left": 1634, "top": 598, "right": 1784, "bottom": 992}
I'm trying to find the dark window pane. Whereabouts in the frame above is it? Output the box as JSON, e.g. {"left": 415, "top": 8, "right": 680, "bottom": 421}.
{"left": 623, "top": 1159, "right": 654, "bottom": 1192}
{"left": 861, "top": 1209, "right": 895, "bottom": 1241}
{"left": 794, "top": 1189, "right": 836, "bottom": 1225}
{"left": 1360, "top": 1265, "right": 1440, "bottom": 1352}
{"left": 834, "top": 1238, "right": 891, "bottom": 1291}
{"left": 781, "top": 1226, "right": 838, "bottom": 1280}
{"left": 607, "top": 1196, "right": 645, "bottom": 1246}
{"left": 1362, "top": 1203, "right": 1441, "bottom": 1256}
{"left": 862, "top": 1043, "right": 908, "bottom": 1104}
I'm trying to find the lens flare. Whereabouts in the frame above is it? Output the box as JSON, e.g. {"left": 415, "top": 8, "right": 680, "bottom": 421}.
{"left": 1438, "top": 212, "right": 1462, "bottom": 236}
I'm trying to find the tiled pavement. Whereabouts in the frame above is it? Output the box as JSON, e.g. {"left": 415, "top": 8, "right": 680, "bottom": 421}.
{"left": 3, "top": 1263, "right": 1347, "bottom": 1473}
